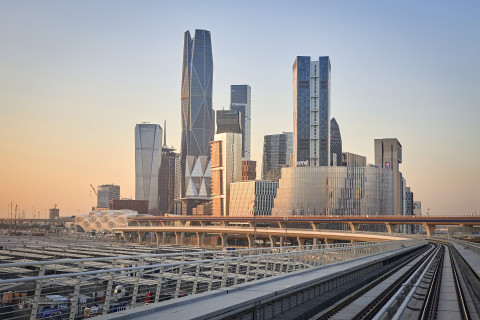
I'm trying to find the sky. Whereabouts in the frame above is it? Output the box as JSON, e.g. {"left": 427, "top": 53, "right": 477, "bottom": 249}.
{"left": 0, "top": 1, "right": 479, "bottom": 218}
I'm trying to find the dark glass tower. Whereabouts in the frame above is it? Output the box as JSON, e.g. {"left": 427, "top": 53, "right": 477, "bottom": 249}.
{"left": 293, "top": 56, "right": 331, "bottom": 166}
{"left": 180, "top": 29, "right": 214, "bottom": 198}
{"left": 230, "top": 85, "right": 251, "bottom": 160}
{"left": 262, "top": 132, "right": 293, "bottom": 181}
{"left": 330, "top": 118, "right": 342, "bottom": 166}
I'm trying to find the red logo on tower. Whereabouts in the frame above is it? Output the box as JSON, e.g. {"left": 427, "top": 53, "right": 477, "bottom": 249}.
{"left": 385, "top": 162, "right": 391, "bottom": 169}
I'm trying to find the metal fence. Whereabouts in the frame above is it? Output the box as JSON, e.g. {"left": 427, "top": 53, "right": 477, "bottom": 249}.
{"left": 0, "top": 239, "right": 424, "bottom": 320}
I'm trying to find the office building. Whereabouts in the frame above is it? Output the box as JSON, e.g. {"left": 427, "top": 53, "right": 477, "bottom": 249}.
{"left": 181, "top": 29, "right": 214, "bottom": 203}
{"left": 112, "top": 200, "right": 149, "bottom": 215}
{"left": 97, "top": 184, "right": 120, "bottom": 209}
{"left": 342, "top": 152, "right": 367, "bottom": 167}
{"left": 413, "top": 201, "right": 422, "bottom": 215}
{"left": 242, "top": 160, "right": 256, "bottom": 181}
{"left": 216, "top": 110, "right": 242, "bottom": 134}
{"left": 262, "top": 132, "right": 293, "bottom": 181}
{"left": 375, "top": 138, "right": 402, "bottom": 215}
{"left": 210, "top": 133, "right": 242, "bottom": 216}
{"left": 159, "top": 123, "right": 179, "bottom": 215}
{"left": 330, "top": 118, "right": 342, "bottom": 166}
{"left": 135, "top": 123, "right": 162, "bottom": 215}
{"left": 230, "top": 85, "right": 251, "bottom": 160}
{"left": 293, "top": 56, "right": 331, "bottom": 166}
{"left": 229, "top": 180, "right": 279, "bottom": 217}
{"left": 272, "top": 166, "right": 393, "bottom": 216}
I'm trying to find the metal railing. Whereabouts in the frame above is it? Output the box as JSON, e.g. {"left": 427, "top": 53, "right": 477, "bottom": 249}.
{"left": 0, "top": 239, "right": 424, "bottom": 320}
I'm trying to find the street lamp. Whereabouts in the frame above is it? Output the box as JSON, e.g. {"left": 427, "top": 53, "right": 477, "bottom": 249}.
{"left": 284, "top": 217, "right": 288, "bottom": 247}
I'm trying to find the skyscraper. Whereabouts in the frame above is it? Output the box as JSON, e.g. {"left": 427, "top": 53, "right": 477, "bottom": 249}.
{"left": 230, "top": 85, "right": 251, "bottom": 160}
{"left": 97, "top": 184, "right": 120, "bottom": 209}
{"left": 375, "top": 138, "right": 402, "bottom": 215}
{"left": 159, "top": 122, "right": 179, "bottom": 215}
{"left": 330, "top": 118, "right": 342, "bottom": 166}
{"left": 262, "top": 132, "right": 293, "bottom": 181}
{"left": 181, "top": 29, "right": 214, "bottom": 201}
{"left": 216, "top": 110, "right": 242, "bottom": 134}
{"left": 293, "top": 56, "right": 331, "bottom": 167}
{"left": 210, "top": 132, "right": 242, "bottom": 216}
{"left": 135, "top": 123, "right": 162, "bottom": 215}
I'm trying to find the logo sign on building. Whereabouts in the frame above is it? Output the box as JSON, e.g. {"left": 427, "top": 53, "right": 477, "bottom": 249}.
{"left": 385, "top": 162, "right": 391, "bottom": 169}
{"left": 296, "top": 160, "right": 309, "bottom": 167}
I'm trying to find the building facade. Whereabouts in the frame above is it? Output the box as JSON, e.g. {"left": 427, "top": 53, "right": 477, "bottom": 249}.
{"left": 229, "top": 180, "right": 279, "bottom": 217}
{"left": 293, "top": 56, "right": 331, "bottom": 167}
{"left": 216, "top": 110, "right": 242, "bottom": 134}
{"left": 242, "top": 160, "right": 256, "bottom": 181}
{"left": 159, "top": 145, "right": 179, "bottom": 215}
{"left": 181, "top": 29, "right": 214, "bottom": 201}
{"left": 210, "top": 133, "right": 242, "bottom": 216}
{"left": 262, "top": 132, "right": 293, "bottom": 181}
{"left": 342, "top": 152, "right": 367, "bottom": 167}
{"left": 97, "top": 184, "right": 120, "bottom": 209}
{"left": 375, "top": 138, "right": 402, "bottom": 215}
{"left": 271, "top": 166, "right": 393, "bottom": 216}
{"left": 135, "top": 123, "right": 162, "bottom": 215}
{"left": 330, "top": 118, "right": 342, "bottom": 166}
{"left": 230, "top": 85, "right": 251, "bottom": 160}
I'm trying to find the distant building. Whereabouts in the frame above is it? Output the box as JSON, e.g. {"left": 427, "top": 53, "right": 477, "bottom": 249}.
{"left": 112, "top": 199, "right": 149, "bottom": 215}
{"left": 293, "top": 56, "right": 331, "bottom": 167}
{"left": 230, "top": 85, "right": 251, "bottom": 160}
{"left": 375, "top": 138, "right": 402, "bottom": 215}
{"left": 216, "top": 110, "right": 242, "bottom": 134}
{"left": 272, "top": 166, "right": 393, "bottom": 216}
{"left": 262, "top": 132, "right": 293, "bottom": 181}
{"left": 242, "top": 160, "right": 256, "bottom": 181}
{"left": 49, "top": 208, "right": 60, "bottom": 220}
{"left": 413, "top": 201, "right": 422, "bottom": 215}
{"left": 135, "top": 123, "right": 162, "bottom": 215}
{"left": 229, "top": 180, "right": 279, "bottom": 216}
{"left": 210, "top": 133, "right": 242, "bottom": 216}
{"left": 330, "top": 118, "right": 342, "bottom": 166}
{"left": 158, "top": 121, "right": 179, "bottom": 215}
{"left": 342, "top": 152, "right": 367, "bottom": 167}
{"left": 97, "top": 184, "right": 120, "bottom": 209}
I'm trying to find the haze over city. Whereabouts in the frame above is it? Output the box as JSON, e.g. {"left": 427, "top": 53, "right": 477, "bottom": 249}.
{"left": 1, "top": 1, "right": 479, "bottom": 217}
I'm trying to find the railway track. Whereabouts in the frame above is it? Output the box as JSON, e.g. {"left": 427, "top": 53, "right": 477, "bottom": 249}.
{"left": 309, "top": 241, "right": 480, "bottom": 320}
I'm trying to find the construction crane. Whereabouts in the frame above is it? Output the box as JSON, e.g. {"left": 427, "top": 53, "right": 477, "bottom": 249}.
{"left": 90, "top": 184, "right": 98, "bottom": 196}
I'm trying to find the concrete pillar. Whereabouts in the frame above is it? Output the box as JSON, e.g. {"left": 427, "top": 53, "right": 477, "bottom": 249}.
{"left": 423, "top": 224, "right": 436, "bottom": 237}
{"left": 155, "top": 232, "right": 160, "bottom": 245}
{"left": 297, "top": 237, "right": 305, "bottom": 247}
{"left": 279, "top": 236, "right": 285, "bottom": 247}
{"left": 324, "top": 238, "right": 329, "bottom": 246}
{"left": 196, "top": 232, "right": 205, "bottom": 247}
{"left": 220, "top": 234, "right": 228, "bottom": 247}
{"left": 162, "top": 232, "right": 166, "bottom": 244}
{"left": 269, "top": 235, "right": 278, "bottom": 248}
{"left": 247, "top": 234, "right": 254, "bottom": 248}
{"left": 313, "top": 238, "right": 318, "bottom": 246}
{"left": 348, "top": 222, "right": 359, "bottom": 233}
{"left": 310, "top": 222, "right": 320, "bottom": 231}
{"left": 385, "top": 222, "right": 398, "bottom": 233}
{"left": 174, "top": 232, "right": 181, "bottom": 245}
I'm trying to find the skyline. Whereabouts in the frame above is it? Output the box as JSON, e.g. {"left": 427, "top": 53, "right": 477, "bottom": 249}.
{"left": 1, "top": 1, "right": 479, "bottom": 217}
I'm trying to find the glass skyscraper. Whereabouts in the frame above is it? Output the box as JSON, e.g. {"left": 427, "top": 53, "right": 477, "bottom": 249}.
{"left": 293, "top": 56, "right": 331, "bottom": 167}
{"left": 330, "top": 117, "right": 342, "bottom": 166}
{"left": 262, "top": 132, "right": 293, "bottom": 181}
{"left": 181, "top": 29, "right": 214, "bottom": 199}
{"left": 135, "top": 123, "right": 162, "bottom": 215}
{"left": 230, "top": 85, "right": 251, "bottom": 160}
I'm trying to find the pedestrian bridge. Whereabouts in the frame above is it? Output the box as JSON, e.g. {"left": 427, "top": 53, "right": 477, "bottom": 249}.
{"left": 127, "top": 215, "right": 480, "bottom": 237}
{"left": 112, "top": 226, "right": 409, "bottom": 248}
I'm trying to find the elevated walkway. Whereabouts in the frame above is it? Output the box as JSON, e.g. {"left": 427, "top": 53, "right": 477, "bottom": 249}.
{"left": 97, "top": 241, "right": 427, "bottom": 320}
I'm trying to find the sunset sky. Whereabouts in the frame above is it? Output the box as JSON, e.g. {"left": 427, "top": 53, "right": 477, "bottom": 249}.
{"left": 1, "top": 1, "right": 479, "bottom": 218}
